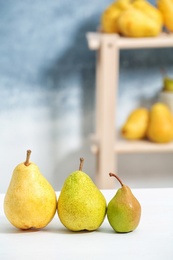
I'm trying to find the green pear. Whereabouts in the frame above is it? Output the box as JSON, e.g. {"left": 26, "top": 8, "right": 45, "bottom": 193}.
{"left": 163, "top": 77, "right": 173, "bottom": 92}
{"left": 107, "top": 173, "right": 141, "bottom": 233}
{"left": 57, "top": 158, "right": 107, "bottom": 231}
{"left": 4, "top": 150, "right": 57, "bottom": 230}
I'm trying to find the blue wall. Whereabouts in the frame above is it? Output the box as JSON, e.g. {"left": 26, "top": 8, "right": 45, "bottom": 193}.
{"left": 1, "top": 0, "right": 173, "bottom": 192}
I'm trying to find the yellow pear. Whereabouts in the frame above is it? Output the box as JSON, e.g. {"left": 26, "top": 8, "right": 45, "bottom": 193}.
{"left": 121, "top": 108, "right": 149, "bottom": 140}
{"left": 4, "top": 150, "right": 57, "bottom": 230}
{"left": 101, "top": 0, "right": 163, "bottom": 36}
{"left": 101, "top": 0, "right": 132, "bottom": 33}
{"left": 147, "top": 103, "right": 173, "bottom": 143}
{"left": 117, "top": 6, "right": 162, "bottom": 37}
{"left": 133, "top": 0, "right": 163, "bottom": 28}
{"left": 57, "top": 158, "right": 107, "bottom": 231}
{"left": 157, "top": 0, "right": 173, "bottom": 32}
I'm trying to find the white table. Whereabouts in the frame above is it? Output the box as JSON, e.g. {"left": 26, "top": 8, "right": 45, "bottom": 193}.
{"left": 0, "top": 188, "right": 173, "bottom": 260}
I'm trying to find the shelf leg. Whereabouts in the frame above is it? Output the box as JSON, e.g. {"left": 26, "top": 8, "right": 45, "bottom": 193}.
{"left": 95, "top": 34, "right": 119, "bottom": 189}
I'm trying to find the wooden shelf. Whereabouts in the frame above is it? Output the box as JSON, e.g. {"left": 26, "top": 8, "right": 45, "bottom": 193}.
{"left": 116, "top": 140, "right": 173, "bottom": 153}
{"left": 86, "top": 32, "right": 173, "bottom": 189}
{"left": 91, "top": 136, "right": 173, "bottom": 154}
{"left": 86, "top": 32, "right": 173, "bottom": 50}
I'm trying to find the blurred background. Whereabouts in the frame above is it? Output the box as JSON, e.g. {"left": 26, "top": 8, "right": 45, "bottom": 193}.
{"left": 1, "top": 0, "right": 173, "bottom": 193}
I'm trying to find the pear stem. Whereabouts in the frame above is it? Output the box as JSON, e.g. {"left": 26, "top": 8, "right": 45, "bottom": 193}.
{"left": 79, "top": 157, "right": 84, "bottom": 171}
{"left": 109, "top": 173, "right": 124, "bottom": 187}
{"left": 24, "top": 150, "right": 31, "bottom": 166}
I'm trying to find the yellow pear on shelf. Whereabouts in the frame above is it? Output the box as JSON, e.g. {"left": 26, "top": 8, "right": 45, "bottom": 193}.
{"left": 163, "top": 76, "right": 173, "bottom": 92}
{"left": 121, "top": 108, "right": 149, "bottom": 140}
{"left": 157, "top": 0, "right": 173, "bottom": 32}
{"left": 57, "top": 158, "right": 107, "bottom": 231}
{"left": 101, "top": 0, "right": 163, "bottom": 36}
{"left": 147, "top": 103, "right": 173, "bottom": 143}
{"left": 101, "top": 0, "right": 132, "bottom": 33}
{"left": 133, "top": 0, "right": 163, "bottom": 28}
{"left": 4, "top": 150, "right": 57, "bottom": 230}
{"left": 117, "top": 4, "right": 162, "bottom": 37}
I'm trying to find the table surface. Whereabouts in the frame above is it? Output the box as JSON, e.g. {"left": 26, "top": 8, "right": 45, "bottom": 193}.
{"left": 0, "top": 188, "right": 173, "bottom": 260}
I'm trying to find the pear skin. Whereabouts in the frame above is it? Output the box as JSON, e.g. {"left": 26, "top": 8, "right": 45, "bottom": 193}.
{"left": 4, "top": 150, "right": 57, "bottom": 230}
{"left": 147, "top": 103, "right": 173, "bottom": 143}
{"left": 163, "top": 77, "right": 173, "bottom": 92}
{"left": 121, "top": 108, "right": 149, "bottom": 140}
{"left": 107, "top": 173, "right": 141, "bottom": 233}
{"left": 117, "top": 8, "right": 162, "bottom": 37}
{"left": 101, "top": 2, "right": 122, "bottom": 33}
{"left": 57, "top": 158, "right": 107, "bottom": 231}
{"left": 101, "top": 0, "right": 163, "bottom": 36}
{"left": 157, "top": 0, "right": 173, "bottom": 32}
{"left": 133, "top": 0, "right": 163, "bottom": 28}
{"left": 101, "top": 0, "right": 133, "bottom": 33}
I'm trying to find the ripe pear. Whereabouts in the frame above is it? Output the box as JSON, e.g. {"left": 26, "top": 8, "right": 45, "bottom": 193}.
{"left": 147, "top": 102, "right": 173, "bottom": 143}
{"left": 157, "top": 0, "right": 173, "bottom": 32}
{"left": 107, "top": 173, "right": 141, "bottom": 233}
{"left": 117, "top": 7, "right": 162, "bottom": 37}
{"left": 57, "top": 158, "right": 107, "bottom": 231}
{"left": 4, "top": 150, "right": 57, "bottom": 230}
{"left": 132, "top": 0, "right": 163, "bottom": 28}
{"left": 163, "top": 77, "right": 173, "bottom": 92}
{"left": 101, "top": 0, "right": 132, "bottom": 33}
{"left": 121, "top": 108, "right": 149, "bottom": 140}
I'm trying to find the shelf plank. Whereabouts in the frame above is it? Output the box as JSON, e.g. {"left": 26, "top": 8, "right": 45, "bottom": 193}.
{"left": 86, "top": 32, "right": 173, "bottom": 50}
{"left": 116, "top": 140, "right": 173, "bottom": 153}
{"left": 90, "top": 136, "right": 173, "bottom": 154}
{"left": 117, "top": 32, "right": 173, "bottom": 49}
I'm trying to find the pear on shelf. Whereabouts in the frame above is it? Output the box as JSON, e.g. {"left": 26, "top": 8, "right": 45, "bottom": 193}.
{"left": 121, "top": 107, "right": 149, "bottom": 140}
{"left": 101, "top": 0, "right": 163, "bottom": 37}
{"left": 107, "top": 173, "right": 141, "bottom": 233}
{"left": 146, "top": 102, "right": 173, "bottom": 143}
{"left": 57, "top": 158, "right": 107, "bottom": 232}
{"left": 4, "top": 150, "right": 57, "bottom": 230}
{"left": 157, "top": 0, "right": 173, "bottom": 32}
{"left": 101, "top": 0, "right": 132, "bottom": 33}
{"left": 163, "top": 76, "right": 173, "bottom": 92}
